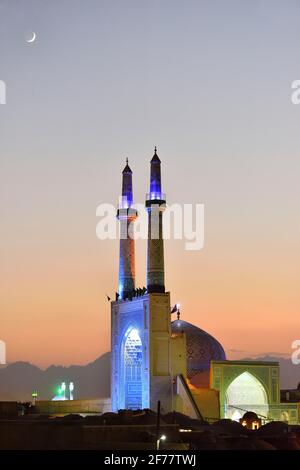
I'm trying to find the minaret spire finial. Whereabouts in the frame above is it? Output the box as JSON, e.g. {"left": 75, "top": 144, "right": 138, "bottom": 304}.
{"left": 154, "top": 146, "right": 157, "bottom": 154}
{"left": 126, "top": 157, "right": 128, "bottom": 164}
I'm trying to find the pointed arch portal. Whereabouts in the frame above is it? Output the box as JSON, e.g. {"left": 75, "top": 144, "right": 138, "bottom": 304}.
{"left": 224, "top": 371, "right": 269, "bottom": 420}
{"left": 124, "top": 328, "right": 142, "bottom": 409}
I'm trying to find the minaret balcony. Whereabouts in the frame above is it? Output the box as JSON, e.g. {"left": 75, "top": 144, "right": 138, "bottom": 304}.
{"left": 117, "top": 207, "right": 138, "bottom": 220}
{"left": 145, "top": 192, "right": 166, "bottom": 208}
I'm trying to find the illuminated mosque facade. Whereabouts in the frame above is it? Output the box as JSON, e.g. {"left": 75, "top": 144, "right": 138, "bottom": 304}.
{"left": 110, "top": 149, "right": 299, "bottom": 425}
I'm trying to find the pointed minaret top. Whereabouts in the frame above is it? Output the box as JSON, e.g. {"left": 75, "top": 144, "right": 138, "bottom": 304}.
{"left": 122, "top": 157, "right": 132, "bottom": 173}
{"left": 151, "top": 146, "right": 161, "bottom": 163}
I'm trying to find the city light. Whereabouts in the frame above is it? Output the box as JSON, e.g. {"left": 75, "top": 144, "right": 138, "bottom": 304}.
{"left": 156, "top": 434, "right": 167, "bottom": 450}
{"left": 69, "top": 382, "right": 74, "bottom": 400}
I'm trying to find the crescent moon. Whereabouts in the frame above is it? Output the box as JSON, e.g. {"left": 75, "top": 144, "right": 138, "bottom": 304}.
{"left": 26, "top": 32, "right": 36, "bottom": 43}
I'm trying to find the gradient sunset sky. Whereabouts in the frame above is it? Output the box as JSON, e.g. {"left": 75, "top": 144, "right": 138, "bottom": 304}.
{"left": 1, "top": 0, "right": 300, "bottom": 367}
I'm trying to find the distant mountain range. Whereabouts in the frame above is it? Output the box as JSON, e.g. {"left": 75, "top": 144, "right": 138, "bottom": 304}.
{"left": 0, "top": 353, "right": 299, "bottom": 401}
{"left": 0, "top": 353, "right": 110, "bottom": 402}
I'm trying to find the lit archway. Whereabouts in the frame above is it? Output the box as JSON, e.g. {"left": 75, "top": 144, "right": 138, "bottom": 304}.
{"left": 224, "top": 372, "right": 269, "bottom": 420}
{"left": 123, "top": 328, "right": 142, "bottom": 409}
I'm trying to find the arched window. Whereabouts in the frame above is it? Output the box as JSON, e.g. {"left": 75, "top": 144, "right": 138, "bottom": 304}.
{"left": 124, "top": 329, "right": 142, "bottom": 409}
{"left": 224, "top": 371, "right": 269, "bottom": 420}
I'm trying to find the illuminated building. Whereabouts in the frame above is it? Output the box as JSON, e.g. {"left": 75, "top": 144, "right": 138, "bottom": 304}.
{"left": 111, "top": 151, "right": 176, "bottom": 412}
{"left": 110, "top": 148, "right": 299, "bottom": 424}
{"left": 209, "top": 360, "right": 299, "bottom": 424}
{"left": 240, "top": 411, "right": 262, "bottom": 430}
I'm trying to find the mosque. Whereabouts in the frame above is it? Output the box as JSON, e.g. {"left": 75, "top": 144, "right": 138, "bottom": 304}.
{"left": 110, "top": 148, "right": 299, "bottom": 425}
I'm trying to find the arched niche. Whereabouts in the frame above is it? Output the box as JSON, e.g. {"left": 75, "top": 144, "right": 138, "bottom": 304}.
{"left": 224, "top": 371, "right": 269, "bottom": 421}
{"left": 122, "top": 328, "right": 143, "bottom": 409}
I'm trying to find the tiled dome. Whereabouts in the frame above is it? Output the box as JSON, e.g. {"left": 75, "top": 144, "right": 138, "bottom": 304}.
{"left": 171, "top": 319, "right": 226, "bottom": 381}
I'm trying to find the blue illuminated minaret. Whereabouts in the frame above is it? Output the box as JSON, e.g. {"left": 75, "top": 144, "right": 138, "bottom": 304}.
{"left": 117, "top": 159, "right": 137, "bottom": 299}
{"left": 149, "top": 147, "right": 162, "bottom": 199}
{"left": 121, "top": 158, "right": 133, "bottom": 208}
{"left": 145, "top": 147, "right": 166, "bottom": 293}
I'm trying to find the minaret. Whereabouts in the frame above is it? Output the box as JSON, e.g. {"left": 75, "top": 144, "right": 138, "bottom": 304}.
{"left": 117, "top": 158, "right": 137, "bottom": 299}
{"left": 145, "top": 147, "right": 166, "bottom": 293}
{"left": 112, "top": 149, "right": 174, "bottom": 413}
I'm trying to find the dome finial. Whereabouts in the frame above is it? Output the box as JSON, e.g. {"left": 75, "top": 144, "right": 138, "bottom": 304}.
{"left": 177, "top": 308, "right": 180, "bottom": 320}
